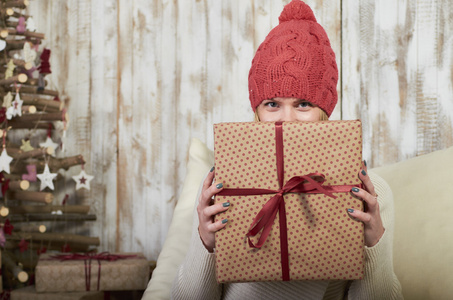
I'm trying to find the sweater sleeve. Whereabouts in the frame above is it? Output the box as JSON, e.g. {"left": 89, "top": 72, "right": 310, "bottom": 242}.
{"left": 348, "top": 172, "right": 403, "bottom": 300}
{"left": 171, "top": 180, "right": 223, "bottom": 300}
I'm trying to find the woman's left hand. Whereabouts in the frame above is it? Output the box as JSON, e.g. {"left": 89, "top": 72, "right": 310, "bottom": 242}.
{"left": 347, "top": 161, "right": 385, "bottom": 247}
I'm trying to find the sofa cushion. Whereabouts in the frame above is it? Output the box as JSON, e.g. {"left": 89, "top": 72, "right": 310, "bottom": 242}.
{"left": 144, "top": 136, "right": 453, "bottom": 300}
{"left": 142, "top": 138, "right": 214, "bottom": 300}
{"left": 373, "top": 146, "right": 453, "bottom": 300}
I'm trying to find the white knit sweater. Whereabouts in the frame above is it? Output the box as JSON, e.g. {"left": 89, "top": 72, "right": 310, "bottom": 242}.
{"left": 171, "top": 172, "right": 403, "bottom": 300}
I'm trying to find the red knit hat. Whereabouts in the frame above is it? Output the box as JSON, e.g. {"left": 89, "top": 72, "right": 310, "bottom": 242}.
{"left": 248, "top": 0, "right": 338, "bottom": 116}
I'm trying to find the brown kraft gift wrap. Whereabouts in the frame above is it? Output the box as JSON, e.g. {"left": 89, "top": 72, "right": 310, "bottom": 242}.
{"left": 213, "top": 120, "right": 364, "bottom": 283}
{"left": 35, "top": 252, "right": 150, "bottom": 292}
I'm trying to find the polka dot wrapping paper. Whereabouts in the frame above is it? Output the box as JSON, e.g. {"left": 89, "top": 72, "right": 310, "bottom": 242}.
{"left": 35, "top": 253, "right": 150, "bottom": 292}
{"left": 213, "top": 120, "right": 364, "bottom": 283}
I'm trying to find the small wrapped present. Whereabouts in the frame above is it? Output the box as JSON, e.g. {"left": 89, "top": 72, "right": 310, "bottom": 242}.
{"left": 35, "top": 252, "right": 149, "bottom": 292}
{"left": 214, "top": 121, "right": 364, "bottom": 283}
{"left": 11, "top": 285, "right": 104, "bottom": 300}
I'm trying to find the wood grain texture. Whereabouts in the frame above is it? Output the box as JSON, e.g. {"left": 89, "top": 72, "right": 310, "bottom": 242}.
{"left": 26, "top": 0, "right": 453, "bottom": 261}
{"left": 342, "top": 0, "right": 452, "bottom": 167}
{"left": 89, "top": 0, "right": 119, "bottom": 252}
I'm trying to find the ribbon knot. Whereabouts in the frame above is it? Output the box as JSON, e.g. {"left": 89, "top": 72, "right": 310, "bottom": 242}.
{"left": 245, "top": 173, "right": 336, "bottom": 249}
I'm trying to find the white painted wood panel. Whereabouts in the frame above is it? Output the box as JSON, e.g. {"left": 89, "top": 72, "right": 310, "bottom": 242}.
{"left": 88, "top": 0, "right": 119, "bottom": 252}
{"left": 342, "top": 0, "right": 453, "bottom": 167}
{"left": 26, "top": 0, "right": 453, "bottom": 261}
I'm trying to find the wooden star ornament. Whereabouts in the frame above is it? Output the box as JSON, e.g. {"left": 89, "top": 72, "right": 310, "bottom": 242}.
{"left": 39, "top": 136, "right": 59, "bottom": 156}
{"left": 37, "top": 164, "right": 58, "bottom": 191}
{"left": 0, "top": 149, "right": 13, "bottom": 174}
{"left": 20, "top": 139, "right": 34, "bottom": 152}
{"left": 5, "top": 59, "right": 15, "bottom": 79}
{"left": 23, "top": 42, "right": 37, "bottom": 65}
{"left": 26, "top": 17, "right": 37, "bottom": 32}
{"left": 2, "top": 92, "right": 13, "bottom": 108}
{"left": 72, "top": 170, "right": 94, "bottom": 190}
{"left": 6, "top": 93, "right": 23, "bottom": 119}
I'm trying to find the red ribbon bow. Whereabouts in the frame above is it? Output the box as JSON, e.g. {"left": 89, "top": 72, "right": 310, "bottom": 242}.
{"left": 245, "top": 173, "right": 336, "bottom": 249}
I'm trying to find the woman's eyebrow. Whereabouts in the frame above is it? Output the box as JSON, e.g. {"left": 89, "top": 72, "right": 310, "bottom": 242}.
{"left": 295, "top": 99, "right": 315, "bottom": 105}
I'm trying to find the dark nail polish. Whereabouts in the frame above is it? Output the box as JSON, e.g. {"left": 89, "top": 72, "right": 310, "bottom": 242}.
{"left": 361, "top": 170, "right": 367, "bottom": 176}
{"left": 363, "top": 160, "right": 367, "bottom": 167}
{"left": 210, "top": 166, "right": 215, "bottom": 172}
{"left": 216, "top": 183, "right": 223, "bottom": 189}
{"left": 222, "top": 219, "right": 228, "bottom": 224}
{"left": 352, "top": 187, "right": 360, "bottom": 193}
{"left": 222, "top": 202, "right": 230, "bottom": 207}
{"left": 347, "top": 208, "right": 354, "bottom": 213}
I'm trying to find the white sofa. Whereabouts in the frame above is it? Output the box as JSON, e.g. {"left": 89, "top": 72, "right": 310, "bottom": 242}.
{"left": 143, "top": 138, "right": 453, "bottom": 300}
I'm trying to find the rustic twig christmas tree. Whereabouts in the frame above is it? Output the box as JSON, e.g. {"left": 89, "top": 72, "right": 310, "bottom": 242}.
{"left": 0, "top": 1, "right": 99, "bottom": 292}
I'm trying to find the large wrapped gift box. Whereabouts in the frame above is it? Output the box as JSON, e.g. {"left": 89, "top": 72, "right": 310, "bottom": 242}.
{"left": 11, "top": 285, "right": 104, "bottom": 300}
{"left": 214, "top": 121, "right": 364, "bottom": 283}
{"left": 35, "top": 252, "right": 150, "bottom": 292}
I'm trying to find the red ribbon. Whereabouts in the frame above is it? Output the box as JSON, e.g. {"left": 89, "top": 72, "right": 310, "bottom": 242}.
{"left": 218, "top": 122, "right": 360, "bottom": 281}
{"left": 51, "top": 252, "right": 136, "bottom": 291}
{"left": 0, "top": 173, "right": 10, "bottom": 195}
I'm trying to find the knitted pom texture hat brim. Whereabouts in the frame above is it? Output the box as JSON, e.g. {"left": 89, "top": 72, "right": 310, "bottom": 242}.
{"left": 248, "top": 0, "right": 338, "bottom": 116}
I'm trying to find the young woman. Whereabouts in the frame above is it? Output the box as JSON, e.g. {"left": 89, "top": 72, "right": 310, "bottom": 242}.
{"left": 172, "top": 1, "right": 403, "bottom": 299}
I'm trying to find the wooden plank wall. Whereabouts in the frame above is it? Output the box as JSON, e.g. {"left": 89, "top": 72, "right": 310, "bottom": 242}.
{"left": 26, "top": 0, "right": 453, "bottom": 260}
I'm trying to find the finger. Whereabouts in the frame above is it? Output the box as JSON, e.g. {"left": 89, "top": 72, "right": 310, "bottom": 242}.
{"left": 201, "top": 201, "right": 230, "bottom": 220}
{"left": 358, "top": 169, "right": 377, "bottom": 197}
{"left": 351, "top": 187, "right": 379, "bottom": 212}
{"left": 200, "top": 181, "right": 224, "bottom": 205}
{"left": 347, "top": 207, "right": 385, "bottom": 247}
{"left": 198, "top": 184, "right": 227, "bottom": 223}
{"left": 206, "top": 218, "right": 229, "bottom": 232}
{"left": 202, "top": 166, "right": 215, "bottom": 191}
{"left": 362, "top": 160, "right": 368, "bottom": 173}
{"left": 347, "top": 208, "right": 371, "bottom": 223}
{"left": 199, "top": 167, "right": 223, "bottom": 206}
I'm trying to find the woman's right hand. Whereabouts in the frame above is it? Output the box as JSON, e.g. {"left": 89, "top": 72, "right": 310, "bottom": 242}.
{"left": 197, "top": 167, "right": 230, "bottom": 253}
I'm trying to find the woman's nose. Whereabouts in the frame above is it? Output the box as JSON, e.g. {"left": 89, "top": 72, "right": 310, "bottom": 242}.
{"left": 279, "top": 107, "right": 297, "bottom": 122}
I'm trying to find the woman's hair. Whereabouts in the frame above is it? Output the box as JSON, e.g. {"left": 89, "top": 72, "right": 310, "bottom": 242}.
{"left": 254, "top": 107, "right": 329, "bottom": 122}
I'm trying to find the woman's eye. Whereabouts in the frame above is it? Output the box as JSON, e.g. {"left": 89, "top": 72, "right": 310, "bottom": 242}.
{"left": 299, "top": 102, "right": 312, "bottom": 108}
{"left": 264, "top": 102, "right": 278, "bottom": 108}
